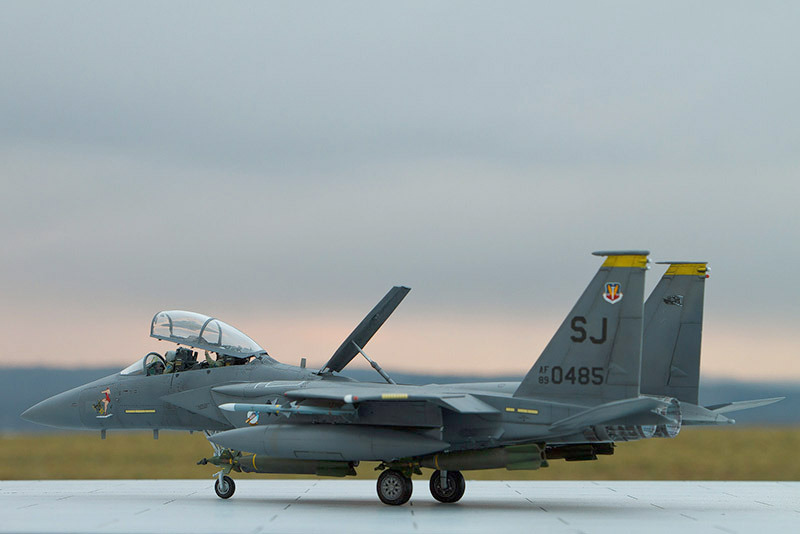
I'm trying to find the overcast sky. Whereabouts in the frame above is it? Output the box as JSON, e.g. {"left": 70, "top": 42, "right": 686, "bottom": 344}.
{"left": 1, "top": 2, "right": 798, "bottom": 380}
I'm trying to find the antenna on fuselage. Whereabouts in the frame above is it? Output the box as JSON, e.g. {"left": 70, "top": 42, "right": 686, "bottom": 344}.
{"left": 352, "top": 341, "right": 396, "bottom": 385}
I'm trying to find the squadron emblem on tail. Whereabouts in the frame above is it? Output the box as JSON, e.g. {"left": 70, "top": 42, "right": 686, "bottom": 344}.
{"left": 603, "top": 282, "right": 623, "bottom": 304}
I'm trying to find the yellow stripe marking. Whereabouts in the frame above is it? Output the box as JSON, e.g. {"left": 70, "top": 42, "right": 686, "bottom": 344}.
{"left": 601, "top": 255, "right": 648, "bottom": 268}
{"left": 505, "top": 407, "right": 516, "bottom": 412}
{"left": 517, "top": 408, "right": 539, "bottom": 415}
{"left": 253, "top": 454, "right": 257, "bottom": 471}
{"left": 665, "top": 263, "right": 708, "bottom": 276}
{"left": 124, "top": 409, "right": 156, "bottom": 414}
{"left": 381, "top": 393, "right": 409, "bottom": 400}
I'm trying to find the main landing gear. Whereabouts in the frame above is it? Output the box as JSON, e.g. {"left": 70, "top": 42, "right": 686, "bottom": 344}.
{"left": 375, "top": 468, "right": 466, "bottom": 505}
{"left": 429, "top": 470, "right": 465, "bottom": 503}
{"left": 377, "top": 469, "right": 413, "bottom": 505}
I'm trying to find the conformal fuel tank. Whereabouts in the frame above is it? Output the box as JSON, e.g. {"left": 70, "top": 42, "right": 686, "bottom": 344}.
{"left": 208, "top": 424, "right": 449, "bottom": 461}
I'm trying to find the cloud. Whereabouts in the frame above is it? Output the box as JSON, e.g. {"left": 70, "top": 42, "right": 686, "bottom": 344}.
{"left": 0, "top": 2, "right": 798, "bottom": 377}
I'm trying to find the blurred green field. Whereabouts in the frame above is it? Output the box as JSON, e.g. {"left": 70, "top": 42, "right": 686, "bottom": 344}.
{"left": 2, "top": 427, "right": 798, "bottom": 481}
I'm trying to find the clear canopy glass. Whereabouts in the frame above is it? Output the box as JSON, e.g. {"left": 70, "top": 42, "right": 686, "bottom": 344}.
{"left": 150, "top": 310, "right": 267, "bottom": 358}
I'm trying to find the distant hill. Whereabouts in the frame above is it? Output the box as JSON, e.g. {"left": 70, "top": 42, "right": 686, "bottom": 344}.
{"left": 2, "top": 367, "right": 795, "bottom": 432}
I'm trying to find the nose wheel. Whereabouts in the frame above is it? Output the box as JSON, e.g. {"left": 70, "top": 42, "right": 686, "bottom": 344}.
{"left": 429, "top": 470, "right": 465, "bottom": 503}
{"left": 214, "top": 475, "right": 236, "bottom": 499}
{"left": 377, "top": 469, "right": 413, "bottom": 505}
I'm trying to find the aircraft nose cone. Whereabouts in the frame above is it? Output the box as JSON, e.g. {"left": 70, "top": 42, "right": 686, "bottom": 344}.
{"left": 21, "top": 388, "right": 84, "bottom": 429}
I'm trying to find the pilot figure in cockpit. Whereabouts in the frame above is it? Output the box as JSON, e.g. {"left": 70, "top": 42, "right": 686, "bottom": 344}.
{"left": 164, "top": 347, "right": 198, "bottom": 373}
{"left": 205, "top": 350, "right": 224, "bottom": 368}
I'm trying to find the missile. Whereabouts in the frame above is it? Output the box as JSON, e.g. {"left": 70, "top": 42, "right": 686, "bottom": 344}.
{"left": 218, "top": 402, "right": 355, "bottom": 418}
{"left": 212, "top": 381, "right": 308, "bottom": 398}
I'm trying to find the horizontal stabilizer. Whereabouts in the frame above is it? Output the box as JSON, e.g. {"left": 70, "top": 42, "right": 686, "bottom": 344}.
{"left": 549, "top": 396, "right": 671, "bottom": 433}
{"left": 320, "top": 286, "right": 410, "bottom": 374}
{"left": 705, "top": 397, "right": 784, "bottom": 414}
{"left": 679, "top": 403, "right": 735, "bottom": 425}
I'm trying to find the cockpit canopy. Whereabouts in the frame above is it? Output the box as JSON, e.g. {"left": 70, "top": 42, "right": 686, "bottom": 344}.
{"left": 150, "top": 310, "right": 267, "bottom": 358}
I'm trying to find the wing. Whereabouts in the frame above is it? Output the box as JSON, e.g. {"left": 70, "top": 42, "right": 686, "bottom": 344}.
{"left": 703, "top": 397, "right": 785, "bottom": 414}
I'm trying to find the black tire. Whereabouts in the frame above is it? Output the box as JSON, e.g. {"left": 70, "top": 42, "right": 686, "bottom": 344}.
{"left": 400, "top": 473, "right": 413, "bottom": 505}
{"left": 429, "top": 470, "right": 465, "bottom": 503}
{"left": 377, "top": 469, "right": 413, "bottom": 506}
{"left": 215, "top": 475, "right": 236, "bottom": 499}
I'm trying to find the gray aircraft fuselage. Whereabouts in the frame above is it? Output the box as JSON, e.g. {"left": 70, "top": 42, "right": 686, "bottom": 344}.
{"left": 27, "top": 355, "right": 670, "bottom": 454}
{"left": 25, "top": 359, "right": 326, "bottom": 432}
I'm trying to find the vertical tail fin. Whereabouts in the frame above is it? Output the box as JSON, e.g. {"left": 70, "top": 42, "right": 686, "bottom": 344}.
{"left": 514, "top": 251, "right": 649, "bottom": 402}
{"left": 641, "top": 262, "right": 708, "bottom": 404}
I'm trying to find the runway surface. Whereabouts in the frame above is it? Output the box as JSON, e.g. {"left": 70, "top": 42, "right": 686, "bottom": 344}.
{"left": 2, "top": 479, "right": 798, "bottom": 533}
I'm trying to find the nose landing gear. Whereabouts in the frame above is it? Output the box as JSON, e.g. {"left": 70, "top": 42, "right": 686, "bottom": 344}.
{"left": 201, "top": 431, "right": 240, "bottom": 500}
{"left": 214, "top": 475, "right": 236, "bottom": 499}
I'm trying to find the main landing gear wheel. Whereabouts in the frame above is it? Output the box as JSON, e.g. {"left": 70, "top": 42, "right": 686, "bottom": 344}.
{"left": 215, "top": 475, "right": 236, "bottom": 499}
{"left": 429, "top": 470, "right": 465, "bottom": 503}
{"left": 377, "top": 469, "right": 413, "bottom": 506}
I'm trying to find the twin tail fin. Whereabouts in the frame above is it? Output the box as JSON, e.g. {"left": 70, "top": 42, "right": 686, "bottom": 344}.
{"left": 514, "top": 251, "right": 649, "bottom": 402}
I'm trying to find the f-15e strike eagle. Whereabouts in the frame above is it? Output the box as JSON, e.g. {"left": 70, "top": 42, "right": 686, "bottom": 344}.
{"left": 23, "top": 251, "right": 782, "bottom": 505}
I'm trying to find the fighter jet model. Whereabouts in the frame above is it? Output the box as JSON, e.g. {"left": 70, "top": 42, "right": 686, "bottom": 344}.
{"left": 23, "top": 251, "right": 782, "bottom": 505}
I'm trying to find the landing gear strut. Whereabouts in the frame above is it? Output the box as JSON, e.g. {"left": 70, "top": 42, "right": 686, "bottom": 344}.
{"left": 429, "top": 470, "right": 465, "bottom": 503}
{"left": 215, "top": 475, "right": 236, "bottom": 499}
{"left": 203, "top": 431, "right": 238, "bottom": 500}
{"left": 377, "top": 469, "right": 413, "bottom": 506}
